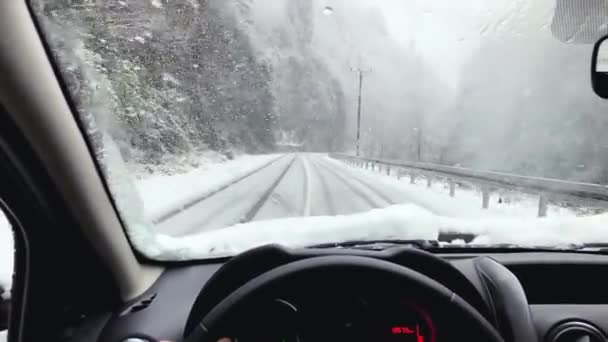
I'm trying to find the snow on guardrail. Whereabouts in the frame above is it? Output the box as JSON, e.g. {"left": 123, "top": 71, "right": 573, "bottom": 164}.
{"left": 330, "top": 153, "right": 608, "bottom": 217}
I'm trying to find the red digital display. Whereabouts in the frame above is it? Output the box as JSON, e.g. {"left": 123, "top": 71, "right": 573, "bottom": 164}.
{"left": 391, "top": 325, "right": 425, "bottom": 342}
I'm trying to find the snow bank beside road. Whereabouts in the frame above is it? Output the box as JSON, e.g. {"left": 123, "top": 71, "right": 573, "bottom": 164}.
{"left": 127, "top": 150, "right": 237, "bottom": 177}
{"left": 144, "top": 203, "right": 438, "bottom": 259}
{"left": 135, "top": 154, "right": 283, "bottom": 222}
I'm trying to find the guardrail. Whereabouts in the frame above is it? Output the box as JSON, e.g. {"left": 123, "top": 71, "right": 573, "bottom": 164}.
{"left": 330, "top": 153, "right": 608, "bottom": 217}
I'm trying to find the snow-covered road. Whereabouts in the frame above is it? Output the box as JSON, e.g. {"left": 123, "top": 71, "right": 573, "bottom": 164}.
{"left": 155, "top": 153, "right": 448, "bottom": 237}
{"left": 140, "top": 153, "right": 608, "bottom": 261}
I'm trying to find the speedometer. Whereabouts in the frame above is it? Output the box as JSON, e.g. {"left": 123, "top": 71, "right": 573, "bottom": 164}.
{"left": 302, "top": 296, "right": 437, "bottom": 342}
{"left": 380, "top": 302, "right": 436, "bottom": 342}
{"left": 230, "top": 295, "right": 436, "bottom": 342}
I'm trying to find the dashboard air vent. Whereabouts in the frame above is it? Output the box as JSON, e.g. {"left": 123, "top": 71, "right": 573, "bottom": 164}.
{"left": 546, "top": 321, "right": 606, "bottom": 342}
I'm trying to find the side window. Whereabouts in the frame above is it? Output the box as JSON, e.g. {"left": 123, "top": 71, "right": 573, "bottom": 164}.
{"left": 0, "top": 210, "right": 13, "bottom": 342}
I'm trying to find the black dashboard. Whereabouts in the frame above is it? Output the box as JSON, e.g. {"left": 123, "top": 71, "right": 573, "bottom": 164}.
{"left": 93, "top": 246, "right": 608, "bottom": 342}
{"left": 216, "top": 284, "right": 440, "bottom": 342}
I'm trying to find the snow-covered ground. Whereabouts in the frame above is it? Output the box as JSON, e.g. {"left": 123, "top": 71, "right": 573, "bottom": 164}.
{"left": 138, "top": 199, "right": 608, "bottom": 260}
{"left": 326, "top": 157, "right": 583, "bottom": 219}
{"left": 153, "top": 155, "right": 301, "bottom": 236}
{"left": 130, "top": 154, "right": 608, "bottom": 260}
{"left": 134, "top": 153, "right": 282, "bottom": 222}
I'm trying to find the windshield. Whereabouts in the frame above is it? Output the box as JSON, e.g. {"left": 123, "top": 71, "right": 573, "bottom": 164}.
{"left": 30, "top": 0, "right": 608, "bottom": 260}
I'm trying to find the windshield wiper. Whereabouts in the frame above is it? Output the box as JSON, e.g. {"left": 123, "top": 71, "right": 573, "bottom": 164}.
{"left": 309, "top": 239, "right": 440, "bottom": 250}
{"left": 571, "top": 243, "right": 608, "bottom": 252}
{"left": 308, "top": 239, "right": 608, "bottom": 254}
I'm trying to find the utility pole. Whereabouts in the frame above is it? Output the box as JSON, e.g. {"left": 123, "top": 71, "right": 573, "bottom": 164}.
{"left": 413, "top": 127, "right": 422, "bottom": 162}
{"left": 352, "top": 67, "right": 370, "bottom": 156}
{"left": 417, "top": 128, "right": 422, "bottom": 162}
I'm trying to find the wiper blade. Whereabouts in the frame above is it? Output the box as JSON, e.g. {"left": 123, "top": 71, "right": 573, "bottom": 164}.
{"left": 308, "top": 239, "right": 608, "bottom": 253}
{"left": 308, "top": 239, "right": 440, "bottom": 250}
{"left": 573, "top": 243, "right": 608, "bottom": 252}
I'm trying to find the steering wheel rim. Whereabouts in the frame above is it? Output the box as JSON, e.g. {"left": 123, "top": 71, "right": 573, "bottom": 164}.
{"left": 185, "top": 255, "right": 504, "bottom": 342}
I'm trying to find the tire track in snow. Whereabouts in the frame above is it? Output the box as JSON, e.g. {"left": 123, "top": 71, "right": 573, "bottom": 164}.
{"left": 327, "top": 157, "right": 478, "bottom": 243}
{"left": 307, "top": 155, "right": 337, "bottom": 215}
{"left": 153, "top": 154, "right": 288, "bottom": 224}
{"left": 166, "top": 155, "right": 295, "bottom": 236}
{"left": 312, "top": 157, "right": 385, "bottom": 208}
{"left": 316, "top": 157, "right": 394, "bottom": 207}
{"left": 300, "top": 154, "right": 313, "bottom": 216}
{"left": 240, "top": 155, "right": 297, "bottom": 223}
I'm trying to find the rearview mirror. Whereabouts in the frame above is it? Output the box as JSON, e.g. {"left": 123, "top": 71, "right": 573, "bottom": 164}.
{"left": 591, "top": 35, "right": 608, "bottom": 98}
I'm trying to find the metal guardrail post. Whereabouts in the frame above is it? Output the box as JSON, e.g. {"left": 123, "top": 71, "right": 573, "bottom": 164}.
{"left": 427, "top": 177, "right": 432, "bottom": 188}
{"left": 538, "top": 194, "right": 548, "bottom": 217}
{"left": 410, "top": 173, "right": 416, "bottom": 184}
{"left": 449, "top": 180, "right": 456, "bottom": 197}
{"left": 386, "top": 165, "right": 390, "bottom": 175}
{"left": 482, "top": 188, "right": 490, "bottom": 209}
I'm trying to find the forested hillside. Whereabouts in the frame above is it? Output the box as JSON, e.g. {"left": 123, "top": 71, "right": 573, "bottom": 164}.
{"left": 34, "top": 0, "right": 277, "bottom": 164}
{"left": 230, "top": 0, "right": 348, "bottom": 152}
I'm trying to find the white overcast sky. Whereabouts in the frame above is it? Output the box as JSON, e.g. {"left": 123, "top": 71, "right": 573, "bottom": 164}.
{"left": 244, "top": 0, "right": 557, "bottom": 87}
{"left": 323, "top": 0, "right": 557, "bottom": 87}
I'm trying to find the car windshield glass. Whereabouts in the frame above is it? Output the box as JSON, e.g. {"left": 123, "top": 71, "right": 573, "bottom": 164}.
{"left": 29, "top": 0, "right": 608, "bottom": 260}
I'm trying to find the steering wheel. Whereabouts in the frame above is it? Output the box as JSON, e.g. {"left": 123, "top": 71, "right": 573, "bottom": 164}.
{"left": 185, "top": 255, "right": 505, "bottom": 342}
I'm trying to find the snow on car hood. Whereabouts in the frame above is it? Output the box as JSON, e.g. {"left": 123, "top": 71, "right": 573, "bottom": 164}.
{"left": 129, "top": 202, "right": 608, "bottom": 260}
